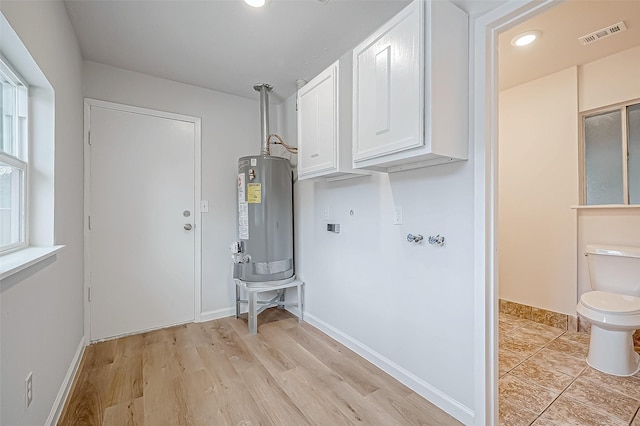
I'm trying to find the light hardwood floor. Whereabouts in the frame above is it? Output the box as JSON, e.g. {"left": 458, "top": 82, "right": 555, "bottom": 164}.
{"left": 59, "top": 308, "right": 461, "bottom": 425}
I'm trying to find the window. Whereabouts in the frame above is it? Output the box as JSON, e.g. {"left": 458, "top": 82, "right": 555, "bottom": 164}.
{"left": 0, "top": 57, "right": 28, "bottom": 252}
{"left": 582, "top": 100, "right": 640, "bottom": 205}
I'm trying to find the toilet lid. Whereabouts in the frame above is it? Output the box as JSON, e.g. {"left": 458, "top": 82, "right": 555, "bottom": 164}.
{"left": 581, "top": 291, "right": 640, "bottom": 314}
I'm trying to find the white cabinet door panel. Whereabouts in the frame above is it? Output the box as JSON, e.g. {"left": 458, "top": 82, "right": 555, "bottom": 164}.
{"left": 351, "top": 0, "right": 468, "bottom": 172}
{"left": 353, "top": 0, "right": 423, "bottom": 162}
{"left": 298, "top": 66, "right": 337, "bottom": 177}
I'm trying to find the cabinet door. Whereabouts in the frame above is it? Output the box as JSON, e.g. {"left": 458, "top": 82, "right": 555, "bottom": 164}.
{"left": 353, "top": 0, "right": 423, "bottom": 163}
{"left": 297, "top": 62, "right": 338, "bottom": 178}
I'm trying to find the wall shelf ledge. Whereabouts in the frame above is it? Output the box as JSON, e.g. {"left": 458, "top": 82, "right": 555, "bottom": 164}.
{"left": 571, "top": 205, "right": 640, "bottom": 210}
{"left": 0, "top": 245, "right": 65, "bottom": 281}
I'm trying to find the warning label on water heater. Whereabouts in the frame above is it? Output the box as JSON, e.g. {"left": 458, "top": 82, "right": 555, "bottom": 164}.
{"left": 238, "top": 173, "right": 249, "bottom": 239}
{"left": 237, "top": 173, "right": 246, "bottom": 202}
{"left": 238, "top": 202, "right": 249, "bottom": 240}
{"left": 247, "top": 183, "right": 262, "bottom": 204}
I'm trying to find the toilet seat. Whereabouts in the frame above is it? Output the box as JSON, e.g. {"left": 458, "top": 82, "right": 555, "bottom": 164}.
{"left": 580, "top": 291, "right": 640, "bottom": 315}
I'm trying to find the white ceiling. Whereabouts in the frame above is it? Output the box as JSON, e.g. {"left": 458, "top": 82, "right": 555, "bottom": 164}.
{"left": 65, "top": 0, "right": 638, "bottom": 102}
{"left": 64, "top": 0, "right": 506, "bottom": 102}
{"left": 64, "top": 0, "right": 412, "bottom": 102}
{"left": 499, "top": 0, "right": 640, "bottom": 91}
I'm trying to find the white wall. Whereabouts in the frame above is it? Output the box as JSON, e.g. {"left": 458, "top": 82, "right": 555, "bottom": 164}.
{"left": 274, "top": 95, "right": 298, "bottom": 169}
{"left": 82, "top": 61, "right": 265, "bottom": 317}
{"left": 498, "top": 67, "right": 579, "bottom": 315}
{"left": 576, "top": 46, "right": 640, "bottom": 295}
{"left": 579, "top": 45, "right": 640, "bottom": 113}
{"left": 0, "top": 1, "right": 85, "bottom": 425}
{"left": 284, "top": 93, "right": 476, "bottom": 418}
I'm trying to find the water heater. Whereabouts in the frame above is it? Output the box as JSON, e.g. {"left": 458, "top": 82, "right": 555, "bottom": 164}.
{"left": 232, "top": 84, "right": 294, "bottom": 284}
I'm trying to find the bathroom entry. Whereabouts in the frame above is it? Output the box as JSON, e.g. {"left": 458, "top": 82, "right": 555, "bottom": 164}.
{"left": 495, "top": 0, "right": 640, "bottom": 422}
{"left": 497, "top": 0, "right": 640, "bottom": 330}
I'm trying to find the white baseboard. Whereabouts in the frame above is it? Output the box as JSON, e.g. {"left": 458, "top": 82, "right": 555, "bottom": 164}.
{"left": 198, "top": 307, "right": 236, "bottom": 322}
{"left": 303, "top": 313, "right": 474, "bottom": 425}
{"left": 46, "top": 336, "right": 86, "bottom": 426}
{"left": 285, "top": 306, "right": 301, "bottom": 319}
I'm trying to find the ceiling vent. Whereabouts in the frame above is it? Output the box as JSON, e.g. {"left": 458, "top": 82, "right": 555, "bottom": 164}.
{"left": 579, "top": 21, "right": 627, "bottom": 45}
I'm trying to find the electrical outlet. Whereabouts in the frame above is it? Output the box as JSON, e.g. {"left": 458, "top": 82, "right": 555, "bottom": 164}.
{"left": 324, "top": 207, "right": 330, "bottom": 221}
{"left": 25, "top": 372, "right": 33, "bottom": 408}
{"left": 393, "top": 206, "right": 403, "bottom": 225}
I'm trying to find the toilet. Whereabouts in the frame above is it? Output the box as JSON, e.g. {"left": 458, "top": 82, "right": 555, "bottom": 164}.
{"left": 577, "top": 244, "right": 640, "bottom": 376}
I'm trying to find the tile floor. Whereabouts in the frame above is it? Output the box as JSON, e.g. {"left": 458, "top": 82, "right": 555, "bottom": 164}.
{"left": 499, "top": 313, "right": 640, "bottom": 425}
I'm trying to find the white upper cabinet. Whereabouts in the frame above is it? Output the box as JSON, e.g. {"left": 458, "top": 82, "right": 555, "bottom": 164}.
{"left": 352, "top": 0, "right": 469, "bottom": 172}
{"left": 297, "top": 57, "right": 367, "bottom": 180}
{"left": 297, "top": 62, "right": 337, "bottom": 179}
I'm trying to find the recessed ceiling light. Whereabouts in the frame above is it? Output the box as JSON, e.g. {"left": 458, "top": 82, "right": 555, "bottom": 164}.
{"left": 244, "top": 0, "right": 266, "bottom": 7}
{"left": 511, "top": 31, "right": 541, "bottom": 47}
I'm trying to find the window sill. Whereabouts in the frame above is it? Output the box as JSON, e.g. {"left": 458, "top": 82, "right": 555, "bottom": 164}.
{"left": 571, "top": 204, "right": 640, "bottom": 210}
{"left": 0, "top": 245, "right": 65, "bottom": 281}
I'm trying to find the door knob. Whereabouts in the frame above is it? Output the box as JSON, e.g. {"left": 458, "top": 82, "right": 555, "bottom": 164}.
{"left": 184, "top": 223, "right": 193, "bottom": 231}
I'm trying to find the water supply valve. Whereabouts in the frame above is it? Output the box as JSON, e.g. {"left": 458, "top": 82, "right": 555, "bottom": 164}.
{"left": 230, "top": 241, "right": 250, "bottom": 264}
{"left": 428, "top": 235, "right": 445, "bottom": 246}
{"left": 230, "top": 241, "right": 241, "bottom": 254}
{"left": 407, "top": 234, "right": 423, "bottom": 243}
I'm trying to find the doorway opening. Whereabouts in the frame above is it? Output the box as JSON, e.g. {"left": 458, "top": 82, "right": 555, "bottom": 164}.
{"left": 477, "top": 0, "right": 640, "bottom": 424}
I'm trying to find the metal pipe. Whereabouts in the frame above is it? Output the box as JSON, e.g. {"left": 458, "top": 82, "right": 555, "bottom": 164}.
{"left": 253, "top": 83, "right": 273, "bottom": 155}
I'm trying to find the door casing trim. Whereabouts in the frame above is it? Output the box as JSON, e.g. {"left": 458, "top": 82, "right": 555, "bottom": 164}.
{"left": 472, "top": 1, "right": 560, "bottom": 423}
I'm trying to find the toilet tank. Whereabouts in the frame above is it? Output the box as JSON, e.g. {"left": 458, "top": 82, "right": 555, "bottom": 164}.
{"left": 586, "top": 245, "right": 640, "bottom": 296}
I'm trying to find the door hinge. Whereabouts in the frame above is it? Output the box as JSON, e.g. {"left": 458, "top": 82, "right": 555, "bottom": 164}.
{"left": 88, "top": 215, "right": 91, "bottom": 230}
{"left": 88, "top": 130, "right": 91, "bottom": 145}
{"left": 88, "top": 287, "right": 92, "bottom": 302}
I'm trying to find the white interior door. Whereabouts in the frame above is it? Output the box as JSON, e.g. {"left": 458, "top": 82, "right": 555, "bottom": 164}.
{"left": 88, "top": 103, "right": 197, "bottom": 341}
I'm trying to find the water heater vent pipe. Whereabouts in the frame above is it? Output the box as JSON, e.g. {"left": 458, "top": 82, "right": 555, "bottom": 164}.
{"left": 253, "top": 83, "right": 273, "bottom": 155}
